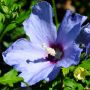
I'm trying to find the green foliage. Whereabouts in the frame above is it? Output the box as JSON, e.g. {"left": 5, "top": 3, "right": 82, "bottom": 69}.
{"left": 4, "top": 23, "right": 16, "bottom": 32}
{"left": 1, "top": 0, "right": 90, "bottom": 90}
{"left": 79, "top": 59, "right": 90, "bottom": 71}
{"left": 15, "top": 11, "right": 30, "bottom": 24}
{"left": 64, "top": 78, "right": 83, "bottom": 90}
{"left": 0, "top": 69, "right": 23, "bottom": 87}
{"left": 62, "top": 66, "right": 75, "bottom": 76}
{"left": 61, "top": 58, "right": 90, "bottom": 90}
{"left": 0, "top": 0, "right": 31, "bottom": 42}
{"left": 0, "top": 22, "right": 4, "bottom": 34}
{"left": 0, "top": 12, "right": 5, "bottom": 22}
{"left": 62, "top": 68, "right": 69, "bottom": 76}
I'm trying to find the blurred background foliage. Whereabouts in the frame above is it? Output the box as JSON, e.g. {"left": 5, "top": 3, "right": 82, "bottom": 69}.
{"left": 0, "top": 0, "right": 90, "bottom": 90}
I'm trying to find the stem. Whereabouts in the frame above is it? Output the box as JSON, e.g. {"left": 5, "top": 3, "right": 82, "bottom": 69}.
{"left": 60, "top": 69, "right": 64, "bottom": 90}
{"left": 52, "top": 0, "right": 58, "bottom": 28}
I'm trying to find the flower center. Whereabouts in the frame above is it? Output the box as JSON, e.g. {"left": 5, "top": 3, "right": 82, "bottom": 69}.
{"left": 42, "top": 43, "right": 56, "bottom": 56}
{"left": 42, "top": 43, "right": 64, "bottom": 63}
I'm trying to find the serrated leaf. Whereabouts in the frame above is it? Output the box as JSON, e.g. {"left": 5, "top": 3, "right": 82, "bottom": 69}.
{"left": 0, "top": 69, "right": 23, "bottom": 87}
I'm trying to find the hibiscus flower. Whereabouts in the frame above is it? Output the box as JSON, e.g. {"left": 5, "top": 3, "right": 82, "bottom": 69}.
{"left": 2, "top": 1, "right": 87, "bottom": 86}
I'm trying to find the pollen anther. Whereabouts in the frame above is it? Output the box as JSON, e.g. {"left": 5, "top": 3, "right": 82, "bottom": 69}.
{"left": 42, "top": 43, "right": 56, "bottom": 56}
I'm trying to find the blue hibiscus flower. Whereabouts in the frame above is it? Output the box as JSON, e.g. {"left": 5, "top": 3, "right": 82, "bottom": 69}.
{"left": 2, "top": 1, "right": 87, "bottom": 86}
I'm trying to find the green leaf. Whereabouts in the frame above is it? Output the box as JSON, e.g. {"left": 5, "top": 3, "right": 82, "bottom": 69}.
{"left": 62, "top": 66, "right": 75, "bottom": 76}
{"left": 1, "top": 5, "right": 9, "bottom": 14}
{"left": 62, "top": 68, "right": 69, "bottom": 76}
{"left": 1, "top": 87, "right": 9, "bottom": 90}
{"left": 0, "top": 69, "right": 23, "bottom": 87}
{"left": 0, "top": 12, "right": 5, "bottom": 22}
{"left": 1, "top": 0, "right": 14, "bottom": 7}
{"left": 5, "top": 23, "right": 16, "bottom": 32}
{"left": 15, "top": 11, "right": 30, "bottom": 24}
{"left": 64, "top": 78, "right": 84, "bottom": 90}
{"left": 85, "top": 79, "right": 90, "bottom": 85}
{"left": 0, "top": 23, "right": 16, "bottom": 41}
{"left": 10, "top": 27, "right": 25, "bottom": 40}
{"left": 79, "top": 59, "right": 90, "bottom": 71}
{"left": 0, "top": 22, "right": 4, "bottom": 34}
{"left": 80, "top": 52, "right": 86, "bottom": 60}
{"left": 76, "top": 83, "right": 83, "bottom": 90}
{"left": 11, "top": 3, "right": 21, "bottom": 11}
{"left": 64, "top": 78, "right": 75, "bottom": 89}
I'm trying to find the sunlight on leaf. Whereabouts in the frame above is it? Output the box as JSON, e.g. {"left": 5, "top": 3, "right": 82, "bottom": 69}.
{"left": 0, "top": 69, "right": 23, "bottom": 87}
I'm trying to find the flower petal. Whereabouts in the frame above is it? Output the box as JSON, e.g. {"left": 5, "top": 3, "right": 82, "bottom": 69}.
{"left": 23, "top": 1, "right": 57, "bottom": 45}
{"left": 57, "top": 43, "right": 82, "bottom": 68}
{"left": 56, "top": 10, "right": 87, "bottom": 48}
{"left": 2, "top": 38, "right": 46, "bottom": 66}
{"left": 17, "top": 61, "right": 55, "bottom": 86}
{"left": 45, "top": 67, "right": 60, "bottom": 81}
{"left": 76, "top": 23, "right": 90, "bottom": 45}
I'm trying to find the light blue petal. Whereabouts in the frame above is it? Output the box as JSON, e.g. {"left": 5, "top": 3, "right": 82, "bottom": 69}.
{"left": 76, "top": 23, "right": 90, "bottom": 45}
{"left": 57, "top": 43, "right": 82, "bottom": 68}
{"left": 23, "top": 1, "right": 57, "bottom": 45}
{"left": 18, "top": 61, "right": 55, "bottom": 86}
{"left": 2, "top": 38, "right": 46, "bottom": 66}
{"left": 56, "top": 10, "right": 87, "bottom": 49}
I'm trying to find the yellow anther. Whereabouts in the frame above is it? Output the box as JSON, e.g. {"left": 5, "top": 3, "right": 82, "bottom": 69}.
{"left": 42, "top": 43, "right": 56, "bottom": 56}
